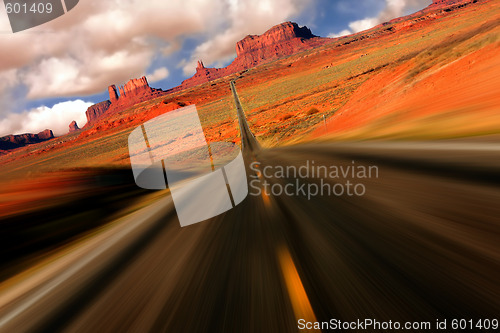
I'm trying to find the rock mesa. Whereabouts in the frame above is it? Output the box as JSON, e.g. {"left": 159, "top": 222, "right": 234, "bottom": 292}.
{"left": 85, "top": 76, "right": 167, "bottom": 125}
{"left": 85, "top": 100, "right": 112, "bottom": 125}
{"left": 69, "top": 121, "right": 80, "bottom": 133}
{"left": 180, "top": 22, "right": 329, "bottom": 89}
{"left": 0, "top": 129, "right": 54, "bottom": 151}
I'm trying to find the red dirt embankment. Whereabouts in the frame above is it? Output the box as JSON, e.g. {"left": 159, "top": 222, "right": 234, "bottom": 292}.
{"left": 311, "top": 35, "right": 500, "bottom": 140}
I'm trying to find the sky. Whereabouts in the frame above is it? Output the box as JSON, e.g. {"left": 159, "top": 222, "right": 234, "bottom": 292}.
{"left": 0, "top": 0, "right": 431, "bottom": 136}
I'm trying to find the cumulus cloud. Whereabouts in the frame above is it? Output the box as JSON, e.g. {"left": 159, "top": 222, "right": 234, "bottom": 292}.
{"left": 0, "top": 100, "right": 92, "bottom": 136}
{"left": 0, "top": 0, "right": 221, "bottom": 100}
{"left": 328, "top": 29, "right": 351, "bottom": 38}
{"left": 147, "top": 67, "right": 169, "bottom": 82}
{"left": 0, "top": 69, "right": 19, "bottom": 91}
{"left": 22, "top": 47, "right": 156, "bottom": 99}
{"left": 348, "top": 17, "right": 381, "bottom": 33}
{"left": 0, "top": 69, "right": 21, "bottom": 118}
{"left": 329, "top": 0, "right": 431, "bottom": 37}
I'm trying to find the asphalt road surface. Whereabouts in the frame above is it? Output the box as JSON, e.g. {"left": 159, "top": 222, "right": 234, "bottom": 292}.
{"left": 0, "top": 83, "right": 499, "bottom": 332}
{"left": 230, "top": 80, "right": 261, "bottom": 154}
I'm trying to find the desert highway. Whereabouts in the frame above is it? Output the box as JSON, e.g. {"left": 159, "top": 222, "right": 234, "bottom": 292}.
{"left": 230, "top": 80, "right": 261, "bottom": 153}
{"left": 0, "top": 83, "right": 499, "bottom": 332}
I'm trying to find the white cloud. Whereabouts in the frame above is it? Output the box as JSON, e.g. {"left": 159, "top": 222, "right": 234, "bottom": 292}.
{"left": 0, "top": 100, "right": 92, "bottom": 136}
{"left": 0, "top": 69, "right": 20, "bottom": 118}
{"left": 23, "top": 47, "right": 156, "bottom": 99}
{"left": 147, "top": 67, "right": 169, "bottom": 82}
{"left": 329, "top": 0, "right": 431, "bottom": 37}
{"left": 328, "top": 29, "right": 352, "bottom": 38}
{"left": 0, "top": 69, "right": 19, "bottom": 91}
{"left": 0, "top": 0, "right": 222, "bottom": 100}
{"left": 348, "top": 17, "right": 381, "bottom": 33}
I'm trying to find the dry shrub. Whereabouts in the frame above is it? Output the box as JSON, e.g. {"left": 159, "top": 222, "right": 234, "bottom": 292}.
{"left": 306, "top": 107, "right": 320, "bottom": 115}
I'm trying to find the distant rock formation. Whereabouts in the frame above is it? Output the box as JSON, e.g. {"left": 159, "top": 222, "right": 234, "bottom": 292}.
{"left": 424, "top": 0, "right": 482, "bottom": 11}
{"left": 37, "top": 129, "right": 54, "bottom": 140}
{"left": 0, "top": 129, "right": 54, "bottom": 151}
{"left": 113, "top": 76, "right": 166, "bottom": 108}
{"left": 85, "top": 76, "right": 167, "bottom": 125}
{"left": 69, "top": 121, "right": 80, "bottom": 133}
{"left": 180, "top": 8, "right": 481, "bottom": 91}
{"left": 85, "top": 100, "right": 112, "bottom": 125}
{"left": 181, "top": 61, "right": 226, "bottom": 89}
{"left": 388, "top": 0, "right": 482, "bottom": 24}
{"left": 82, "top": 22, "right": 328, "bottom": 127}
{"left": 108, "top": 85, "right": 119, "bottom": 103}
{"left": 180, "top": 22, "right": 329, "bottom": 90}
{"left": 431, "top": 0, "right": 471, "bottom": 6}
{"left": 233, "top": 22, "right": 318, "bottom": 67}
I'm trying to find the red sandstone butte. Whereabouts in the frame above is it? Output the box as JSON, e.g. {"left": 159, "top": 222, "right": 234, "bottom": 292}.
{"left": 110, "top": 76, "right": 166, "bottom": 109}
{"left": 69, "top": 121, "right": 80, "bottom": 133}
{"left": 37, "top": 129, "right": 54, "bottom": 140}
{"left": 180, "top": 22, "right": 330, "bottom": 89}
{"left": 108, "top": 85, "right": 119, "bottom": 103}
{"left": 85, "top": 100, "right": 112, "bottom": 125}
{"left": 85, "top": 76, "right": 167, "bottom": 125}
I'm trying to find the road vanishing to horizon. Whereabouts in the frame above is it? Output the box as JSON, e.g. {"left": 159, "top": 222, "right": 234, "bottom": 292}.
{"left": 0, "top": 82, "right": 499, "bottom": 332}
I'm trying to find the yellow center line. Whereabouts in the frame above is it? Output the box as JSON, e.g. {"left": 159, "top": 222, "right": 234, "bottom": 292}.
{"left": 278, "top": 246, "right": 320, "bottom": 332}
{"left": 261, "top": 189, "right": 271, "bottom": 207}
